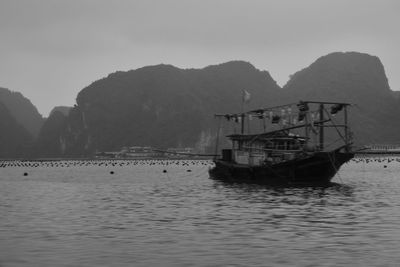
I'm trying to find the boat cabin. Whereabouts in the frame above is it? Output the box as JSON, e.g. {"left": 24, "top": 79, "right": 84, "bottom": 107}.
{"left": 223, "top": 132, "right": 307, "bottom": 166}
{"left": 215, "top": 100, "right": 352, "bottom": 167}
{"left": 211, "top": 100, "right": 354, "bottom": 184}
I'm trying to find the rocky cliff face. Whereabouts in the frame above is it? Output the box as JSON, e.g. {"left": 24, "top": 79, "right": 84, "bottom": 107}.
{"left": 35, "top": 111, "right": 68, "bottom": 157}
{"left": 284, "top": 52, "right": 392, "bottom": 103}
{"left": 393, "top": 91, "right": 400, "bottom": 102}
{"left": 0, "top": 87, "right": 44, "bottom": 138}
{"left": 0, "top": 102, "right": 33, "bottom": 158}
{"left": 50, "top": 61, "right": 281, "bottom": 155}
{"left": 4, "top": 52, "right": 400, "bottom": 158}
{"left": 50, "top": 106, "right": 72, "bottom": 117}
{"left": 283, "top": 52, "right": 400, "bottom": 145}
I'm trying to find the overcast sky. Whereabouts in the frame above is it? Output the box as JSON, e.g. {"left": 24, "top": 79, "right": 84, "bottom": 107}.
{"left": 1, "top": 0, "right": 399, "bottom": 116}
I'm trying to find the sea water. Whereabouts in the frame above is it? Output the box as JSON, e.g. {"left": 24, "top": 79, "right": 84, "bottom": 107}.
{"left": 1, "top": 157, "right": 400, "bottom": 267}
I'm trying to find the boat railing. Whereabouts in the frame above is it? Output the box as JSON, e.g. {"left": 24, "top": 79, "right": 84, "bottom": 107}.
{"left": 213, "top": 100, "right": 353, "bottom": 160}
{"left": 241, "top": 146, "right": 303, "bottom": 153}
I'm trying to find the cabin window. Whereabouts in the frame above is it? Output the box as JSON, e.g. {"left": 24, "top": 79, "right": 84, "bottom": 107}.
{"left": 277, "top": 141, "right": 284, "bottom": 150}
{"left": 254, "top": 142, "right": 263, "bottom": 151}
{"left": 299, "top": 140, "right": 305, "bottom": 148}
{"left": 292, "top": 141, "right": 300, "bottom": 150}
{"left": 287, "top": 142, "right": 292, "bottom": 150}
{"left": 288, "top": 141, "right": 297, "bottom": 150}
{"left": 238, "top": 141, "right": 243, "bottom": 150}
{"left": 266, "top": 142, "right": 274, "bottom": 149}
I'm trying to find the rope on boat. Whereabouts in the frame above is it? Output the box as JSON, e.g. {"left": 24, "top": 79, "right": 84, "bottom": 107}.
{"left": 214, "top": 116, "right": 223, "bottom": 160}
{"left": 327, "top": 152, "right": 343, "bottom": 183}
{"left": 323, "top": 137, "right": 344, "bottom": 150}
{"left": 323, "top": 108, "right": 346, "bottom": 143}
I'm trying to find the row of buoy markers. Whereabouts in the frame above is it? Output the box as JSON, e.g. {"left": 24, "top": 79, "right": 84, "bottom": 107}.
{"left": 4, "top": 157, "right": 398, "bottom": 177}
{"left": 2, "top": 157, "right": 400, "bottom": 168}
{"left": 0, "top": 159, "right": 214, "bottom": 168}
{"left": 351, "top": 157, "right": 400, "bottom": 163}
{"left": 21, "top": 168, "right": 195, "bottom": 176}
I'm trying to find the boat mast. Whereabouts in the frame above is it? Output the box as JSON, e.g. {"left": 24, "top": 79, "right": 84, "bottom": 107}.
{"left": 344, "top": 105, "right": 349, "bottom": 152}
{"left": 214, "top": 116, "right": 222, "bottom": 159}
{"left": 319, "top": 103, "right": 324, "bottom": 151}
{"left": 241, "top": 113, "right": 245, "bottom": 134}
{"left": 304, "top": 112, "right": 309, "bottom": 147}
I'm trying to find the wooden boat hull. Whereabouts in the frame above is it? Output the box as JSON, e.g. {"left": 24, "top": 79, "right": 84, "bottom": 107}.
{"left": 209, "top": 149, "right": 354, "bottom": 185}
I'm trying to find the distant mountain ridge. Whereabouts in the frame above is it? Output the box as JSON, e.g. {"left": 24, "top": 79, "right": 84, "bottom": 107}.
{"left": 36, "top": 52, "right": 400, "bottom": 157}
{"left": 283, "top": 52, "right": 392, "bottom": 101}
{"left": 53, "top": 61, "right": 281, "bottom": 156}
{"left": 0, "top": 102, "right": 33, "bottom": 158}
{"left": 2, "top": 51, "right": 400, "bottom": 158}
{"left": 283, "top": 52, "right": 400, "bottom": 144}
{"left": 50, "top": 106, "right": 72, "bottom": 117}
{"left": 0, "top": 87, "right": 44, "bottom": 137}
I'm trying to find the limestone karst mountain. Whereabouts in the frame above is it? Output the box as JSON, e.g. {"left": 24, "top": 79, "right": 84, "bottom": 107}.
{"left": 44, "top": 61, "right": 281, "bottom": 156}
{"left": 0, "top": 87, "right": 44, "bottom": 138}
{"left": 282, "top": 52, "right": 400, "bottom": 145}
{"left": 0, "top": 102, "right": 33, "bottom": 158}
{"left": 2, "top": 52, "right": 400, "bottom": 158}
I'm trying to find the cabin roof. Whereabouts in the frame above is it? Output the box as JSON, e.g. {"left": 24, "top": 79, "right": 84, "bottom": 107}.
{"left": 228, "top": 131, "right": 306, "bottom": 141}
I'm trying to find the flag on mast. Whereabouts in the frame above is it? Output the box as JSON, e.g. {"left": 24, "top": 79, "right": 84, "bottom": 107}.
{"left": 242, "top": 90, "right": 251, "bottom": 103}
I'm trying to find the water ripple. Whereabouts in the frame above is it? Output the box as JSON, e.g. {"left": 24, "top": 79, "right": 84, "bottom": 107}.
{"left": 1, "top": 158, "right": 400, "bottom": 266}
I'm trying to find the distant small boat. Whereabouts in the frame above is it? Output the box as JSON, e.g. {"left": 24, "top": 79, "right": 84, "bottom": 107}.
{"left": 209, "top": 101, "right": 354, "bottom": 185}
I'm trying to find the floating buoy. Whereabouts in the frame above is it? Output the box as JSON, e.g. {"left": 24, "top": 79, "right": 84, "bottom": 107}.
{"left": 187, "top": 170, "right": 192, "bottom": 172}
{"left": 23, "top": 172, "right": 28, "bottom": 176}
{"left": 163, "top": 170, "right": 167, "bottom": 173}
{"left": 110, "top": 171, "right": 114, "bottom": 174}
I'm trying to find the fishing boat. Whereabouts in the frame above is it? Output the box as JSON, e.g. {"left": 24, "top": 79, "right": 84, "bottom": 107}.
{"left": 209, "top": 101, "right": 354, "bottom": 185}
